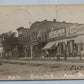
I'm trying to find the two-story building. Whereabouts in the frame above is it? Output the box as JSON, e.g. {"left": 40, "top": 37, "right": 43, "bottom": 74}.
{"left": 17, "top": 19, "right": 84, "bottom": 60}
{"left": 17, "top": 27, "right": 31, "bottom": 57}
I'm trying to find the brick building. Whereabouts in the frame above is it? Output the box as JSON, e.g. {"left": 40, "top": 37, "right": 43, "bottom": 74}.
{"left": 17, "top": 27, "right": 31, "bottom": 57}
{"left": 17, "top": 19, "right": 84, "bottom": 60}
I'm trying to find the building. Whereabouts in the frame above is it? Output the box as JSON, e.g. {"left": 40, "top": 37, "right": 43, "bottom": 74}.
{"left": 17, "top": 27, "right": 31, "bottom": 57}
{"left": 29, "top": 19, "right": 76, "bottom": 60}
{"left": 0, "top": 35, "right": 3, "bottom": 57}
{"left": 17, "top": 19, "right": 84, "bottom": 60}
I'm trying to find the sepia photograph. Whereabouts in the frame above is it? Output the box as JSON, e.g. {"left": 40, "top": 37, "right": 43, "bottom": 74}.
{"left": 0, "top": 4, "right": 84, "bottom": 80}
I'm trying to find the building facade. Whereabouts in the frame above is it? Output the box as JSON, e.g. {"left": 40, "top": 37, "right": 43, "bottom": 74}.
{"left": 0, "top": 35, "right": 3, "bottom": 57}
{"left": 17, "top": 19, "right": 84, "bottom": 60}
{"left": 17, "top": 27, "right": 31, "bottom": 57}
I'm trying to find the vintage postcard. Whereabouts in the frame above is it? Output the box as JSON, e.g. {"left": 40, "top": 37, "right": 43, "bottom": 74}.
{"left": 0, "top": 4, "right": 84, "bottom": 80}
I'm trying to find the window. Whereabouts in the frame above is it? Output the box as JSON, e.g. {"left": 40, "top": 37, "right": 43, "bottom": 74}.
{"left": 32, "top": 32, "right": 38, "bottom": 41}
{"left": 80, "top": 43, "right": 83, "bottom": 51}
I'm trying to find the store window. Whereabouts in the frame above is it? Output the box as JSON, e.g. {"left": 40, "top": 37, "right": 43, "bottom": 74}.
{"left": 80, "top": 43, "right": 83, "bottom": 51}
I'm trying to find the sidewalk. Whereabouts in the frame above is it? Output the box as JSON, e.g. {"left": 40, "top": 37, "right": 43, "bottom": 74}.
{"left": 2, "top": 57, "right": 84, "bottom": 65}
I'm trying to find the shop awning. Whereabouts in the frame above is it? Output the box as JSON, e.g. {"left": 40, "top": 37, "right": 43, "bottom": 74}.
{"left": 42, "top": 41, "right": 56, "bottom": 50}
{"left": 75, "top": 35, "right": 84, "bottom": 43}
{"left": 56, "top": 39, "right": 67, "bottom": 45}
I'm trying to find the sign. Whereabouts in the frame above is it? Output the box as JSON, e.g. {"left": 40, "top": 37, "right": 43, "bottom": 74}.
{"left": 76, "top": 24, "right": 84, "bottom": 35}
{"left": 66, "top": 25, "right": 77, "bottom": 37}
{"left": 49, "top": 28, "right": 65, "bottom": 39}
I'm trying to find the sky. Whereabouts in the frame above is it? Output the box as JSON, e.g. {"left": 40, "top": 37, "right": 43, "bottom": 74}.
{"left": 0, "top": 4, "right": 84, "bottom": 34}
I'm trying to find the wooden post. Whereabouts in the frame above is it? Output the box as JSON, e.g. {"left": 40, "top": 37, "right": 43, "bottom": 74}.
{"left": 24, "top": 47, "right": 27, "bottom": 58}
{"left": 78, "top": 43, "right": 81, "bottom": 60}
{"left": 30, "top": 45, "right": 33, "bottom": 60}
{"left": 79, "top": 43, "right": 82, "bottom": 60}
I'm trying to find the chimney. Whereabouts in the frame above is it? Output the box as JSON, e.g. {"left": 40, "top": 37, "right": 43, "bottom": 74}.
{"left": 63, "top": 21, "right": 66, "bottom": 23}
{"left": 53, "top": 19, "right": 56, "bottom": 22}
{"left": 44, "top": 19, "right": 47, "bottom": 21}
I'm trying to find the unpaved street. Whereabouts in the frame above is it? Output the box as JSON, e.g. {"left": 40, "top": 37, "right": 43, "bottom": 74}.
{"left": 0, "top": 60, "right": 84, "bottom": 80}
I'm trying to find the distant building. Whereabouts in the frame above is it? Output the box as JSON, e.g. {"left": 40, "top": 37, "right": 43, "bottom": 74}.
{"left": 0, "top": 35, "right": 3, "bottom": 57}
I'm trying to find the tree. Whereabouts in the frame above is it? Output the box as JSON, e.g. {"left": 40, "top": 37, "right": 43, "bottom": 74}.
{"left": 2, "top": 31, "right": 19, "bottom": 58}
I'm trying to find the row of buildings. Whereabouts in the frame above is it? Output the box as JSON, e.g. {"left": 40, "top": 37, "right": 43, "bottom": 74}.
{"left": 17, "top": 19, "right": 84, "bottom": 60}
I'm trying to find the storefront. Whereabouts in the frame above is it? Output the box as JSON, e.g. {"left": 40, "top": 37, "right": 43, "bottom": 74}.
{"left": 42, "top": 24, "right": 84, "bottom": 60}
{"left": 42, "top": 38, "right": 78, "bottom": 60}
{"left": 42, "top": 41, "right": 57, "bottom": 58}
{"left": 42, "top": 27, "right": 66, "bottom": 60}
{"left": 42, "top": 40, "right": 67, "bottom": 59}
{"left": 75, "top": 35, "right": 84, "bottom": 59}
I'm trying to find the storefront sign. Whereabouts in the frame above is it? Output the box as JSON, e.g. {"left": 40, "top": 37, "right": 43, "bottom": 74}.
{"left": 49, "top": 28, "right": 65, "bottom": 39}
{"left": 66, "top": 25, "right": 77, "bottom": 37}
